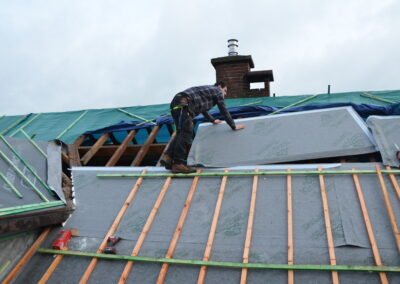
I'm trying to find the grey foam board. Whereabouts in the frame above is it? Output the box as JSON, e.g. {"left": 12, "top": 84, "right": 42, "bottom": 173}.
{"left": 14, "top": 164, "right": 400, "bottom": 283}
{"left": 188, "top": 107, "right": 377, "bottom": 167}
{"left": 367, "top": 115, "right": 400, "bottom": 167}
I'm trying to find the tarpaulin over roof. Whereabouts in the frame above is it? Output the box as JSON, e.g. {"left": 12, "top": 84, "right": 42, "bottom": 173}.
{"left": 188, "top": 107, "right": 377, "bottom": 167}
{"left": 87, "top": 102, "right": 400, "bottom": 135}
{"left": 0, "top": 90, "right": 399, "bottom": 144}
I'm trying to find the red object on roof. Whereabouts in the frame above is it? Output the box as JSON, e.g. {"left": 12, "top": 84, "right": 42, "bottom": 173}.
{"left": 52, "top": 230, "right": 72, "bottom": 250}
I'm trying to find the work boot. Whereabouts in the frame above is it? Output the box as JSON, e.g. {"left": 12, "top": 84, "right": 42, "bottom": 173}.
{"left": 160, "top": 154, "right": 172, "bottom": 170}
{"left": 171, "top": 163, "right": 196, "bottom": 174}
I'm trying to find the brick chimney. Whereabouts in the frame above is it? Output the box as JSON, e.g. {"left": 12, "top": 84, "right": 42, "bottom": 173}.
{"left": 211, "top": 39, "right": 274, "bottom": 99}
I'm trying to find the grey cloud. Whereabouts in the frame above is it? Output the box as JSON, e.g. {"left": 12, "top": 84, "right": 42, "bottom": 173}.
{"left": 0, "top": 0, "right": 399, "bottom": 115}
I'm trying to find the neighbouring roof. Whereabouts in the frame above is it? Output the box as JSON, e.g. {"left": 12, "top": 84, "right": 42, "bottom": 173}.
{"left": 0, "top": 137, "right": 69, "bottom": 236}
{"left": 0, "top": 89, "right": 399, "bottom": 144}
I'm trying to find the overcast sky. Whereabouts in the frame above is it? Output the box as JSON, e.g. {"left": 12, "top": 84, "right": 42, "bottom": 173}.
{"left": 0, "top": 0, "right": 399, "bottom": 116}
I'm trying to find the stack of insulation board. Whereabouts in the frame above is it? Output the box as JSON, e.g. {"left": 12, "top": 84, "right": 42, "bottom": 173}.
{"left": 188, "top": 107, "right": 377, "bottom": 167}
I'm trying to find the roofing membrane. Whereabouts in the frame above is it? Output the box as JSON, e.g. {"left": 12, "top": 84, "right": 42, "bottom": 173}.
{"left": 13, "top": 164, "right": 400, "bottom": 283}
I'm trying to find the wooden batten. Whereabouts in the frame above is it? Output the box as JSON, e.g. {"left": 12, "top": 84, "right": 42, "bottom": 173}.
{"left": 386, "top": 166, "right": 400, "bottom": 200}
{"left": 119, "top": 177, "right": 172, "bottom": 283}
{"left": 157, "top": 170, "right": 202, "bottom": 283}
{"left": 240, "top": 168, "right": 259, "bottom": 284}
{"left": 318, "top": 166, "right": 339, "bottom": 284}
{"left": 3, "top": 228, "right": 51, "bottom": 284}
{"left": 352, "top": 169, "right": 388, "bottom": 284}
{"left": 376, "top": 165, "right": 400, "bottom": 253}
{"left": 79, "top": 170, "right": 147, "bottom": 283}
{"left": 198, "top": 169, "right": 229, "bottom": 284}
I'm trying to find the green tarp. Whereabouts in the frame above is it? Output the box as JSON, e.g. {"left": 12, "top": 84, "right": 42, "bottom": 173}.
{"left": 0, "top": 90, "right": 399, "bottom": 144}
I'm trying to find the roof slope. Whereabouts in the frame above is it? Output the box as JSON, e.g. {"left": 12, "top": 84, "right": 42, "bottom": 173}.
{"left": 13, "top": 165, "right": 400, "bottom": 283}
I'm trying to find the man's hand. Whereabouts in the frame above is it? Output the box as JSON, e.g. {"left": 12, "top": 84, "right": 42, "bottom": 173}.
{"left": 234, "top": 124, "right": 245, "bottom": 130}
{"left": 213, "top": 119, "right": 222, "bottom": 124}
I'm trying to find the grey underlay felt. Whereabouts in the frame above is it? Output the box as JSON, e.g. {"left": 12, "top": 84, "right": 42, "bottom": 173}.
{"left": 367, "top": 115, "right": 400, "bottom": 168}
{"left": 0, "top": 136, "right": 64, "bottom": 212}
{"left": 14, "top": 164, "right": 400, "bottom": 283}
{"left": 0, "top": 231, "right": 39, "bottom": 282}
{"left": 188, "top": 107, "right": 377, "bottom": 167}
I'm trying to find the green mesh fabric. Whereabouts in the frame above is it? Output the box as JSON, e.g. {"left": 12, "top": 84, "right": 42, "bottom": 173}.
{"left": 0, "top": 90, "right": 399, "bottom": 144}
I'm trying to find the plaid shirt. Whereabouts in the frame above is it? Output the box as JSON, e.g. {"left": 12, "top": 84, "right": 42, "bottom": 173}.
{"left": 181, "top": 85, "right": 236, "bottom": 129}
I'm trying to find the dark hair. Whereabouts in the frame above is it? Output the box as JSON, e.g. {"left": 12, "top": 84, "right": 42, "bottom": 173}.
{"left": 214, "top": 81, "right": 226, "bottom": 88}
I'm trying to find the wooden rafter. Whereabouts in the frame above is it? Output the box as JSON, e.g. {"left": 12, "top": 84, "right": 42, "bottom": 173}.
{"left": 80, "top": 133, "right": 110, "bottom": 165}
{"left": 67, "top": 144, "right": 82, "bottom": 167}
{"left": 73, "top": 135, "right": 86, "bottom": 147}
{"left": 131, "top": 125, "right": 160, "bottom": 166}
{"left": 106, "top": 130, "right": 137, "bottom": 167}
{"left": 61, "top": 152, "right": 70, "bottom": 166}
{"left": 62, "top": 172, "right": 72, "bottom": 187}
{"left": 146, "top": 127, "right": 158, "bottom": 144}
{"left": 79, "top": 144, "right": 167, "bottom": 165}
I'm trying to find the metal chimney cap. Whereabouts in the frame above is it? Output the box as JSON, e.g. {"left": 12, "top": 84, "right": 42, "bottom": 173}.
{"left": 227, "top": 39, "right": 238, "bottom": 56}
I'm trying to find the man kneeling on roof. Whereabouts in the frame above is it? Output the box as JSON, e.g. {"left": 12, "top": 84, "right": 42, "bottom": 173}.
{"left": 160, "top": 81, "right": 245, "bottom": 174}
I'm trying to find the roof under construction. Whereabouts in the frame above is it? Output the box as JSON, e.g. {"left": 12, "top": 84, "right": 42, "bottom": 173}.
{"left": 1, "top": 89, "right": 400, "bottom": 283}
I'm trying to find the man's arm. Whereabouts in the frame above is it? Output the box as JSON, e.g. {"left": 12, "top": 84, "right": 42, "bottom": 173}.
{"left": 202, "top": 111, "right": 216, "bottom": 123}
{"left": 215, "top": 95, "right": 237, "bottom": 130}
